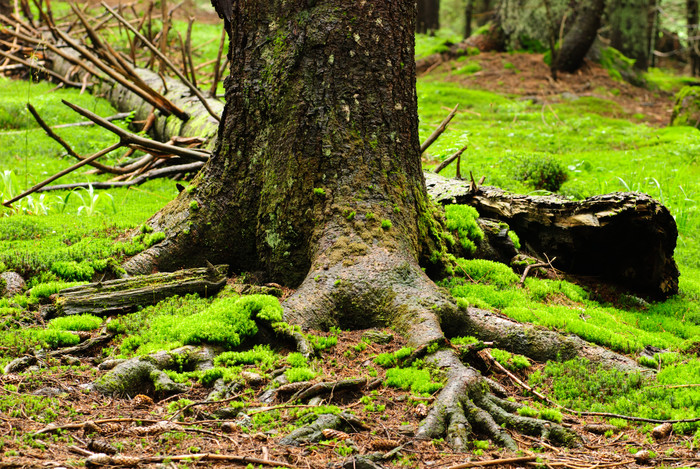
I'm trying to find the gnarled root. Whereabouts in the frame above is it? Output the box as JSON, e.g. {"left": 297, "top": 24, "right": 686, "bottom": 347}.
{"left": 416, "top": 350, "right": 576, "bottom": 452}
{"left": 282, "top": 248, "right": 578, "bottom": 451}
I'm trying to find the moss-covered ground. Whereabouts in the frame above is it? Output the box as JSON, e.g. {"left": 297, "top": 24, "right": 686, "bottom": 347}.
{"left": 1, "top": 19, "right": 700, "bottom": 467}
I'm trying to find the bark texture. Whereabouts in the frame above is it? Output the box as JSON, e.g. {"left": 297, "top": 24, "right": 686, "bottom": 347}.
{"left": 49, "top": 265, "right": 227, "bottom": 318}
{"left": 425, "top": 173, "right": 679, "bottom": 299}
{"left": 126, "top": 0, "right": 440, "bottom": 286}
{"left": 552, "top": 0, "right": 606, "bottom": 73}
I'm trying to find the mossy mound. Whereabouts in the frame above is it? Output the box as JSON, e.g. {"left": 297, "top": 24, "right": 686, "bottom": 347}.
{"left": 670, "top": 86, "right": 700, "bottom": 129}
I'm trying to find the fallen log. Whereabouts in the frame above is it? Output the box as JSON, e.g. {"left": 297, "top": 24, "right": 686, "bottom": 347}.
{"left": 47, "top": 264, "right": 228, "bottom": 318}
{"left": 425, "top": 173, "right": 679, "bottom": 299}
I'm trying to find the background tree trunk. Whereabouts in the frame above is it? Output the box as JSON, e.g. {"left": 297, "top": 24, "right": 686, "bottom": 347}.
{"left": 688, "top": 0, "right": 700, "bottom": 76}
{"left": 417, "top": 0, "right": 441, "bottom": 34}
{"left": 608, "top": 0, "right": 650, "bottom": 70}
{"left": 552, "top": 0, "right": 607, "bottom": 73}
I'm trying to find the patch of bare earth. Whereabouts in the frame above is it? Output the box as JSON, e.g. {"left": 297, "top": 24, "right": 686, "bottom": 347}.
{"left": 429, "top": 52, "right": 675, "bottom": 127}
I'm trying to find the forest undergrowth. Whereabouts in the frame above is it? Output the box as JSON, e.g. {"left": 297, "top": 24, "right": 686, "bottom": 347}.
{"left": 0, "top": 27, "right": 700, "bottom": 467}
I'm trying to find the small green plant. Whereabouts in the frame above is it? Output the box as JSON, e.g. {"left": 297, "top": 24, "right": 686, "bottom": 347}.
{"left": 189, "top": 200, "right": 199, "bottom": 211}
{"left": 510, "top": 155, "right": 569, "bottom": 192}
{"left": 374, "top": 347, "right": 414, "bottom": 368}
{"left": 490, "top": 349, "right": 530, "bottom": 371}
{"left": 385, "top": 367, "right": 443, "bottom": 395}
{"left": 539, "top": 408, "right": 563, "bottom": 423}
{"left": 74, "top": 184, "right": 115, "bottom": 216}
{"left": 309, "top": 334, "right": 338, "bottom": 351}
{"left": 517, "top": 406, "right": 538, "bottom": 418}
{"left": 444, "top": 205, "right": 484, "bottom": 254}
{"left": 286, "top": 352, "right": 308, "bottom": 368}
{"left": 48, "top": 314, "right": 102, "bottom": 331}
{"left": 313, "top": 188, "right": 326, "bottom": 196}
{"left": 455, "top": 61, "right": 482, "bottom": 75}
{"left": 215, "top": 344, "right": 279, "bottom": 370}
{"left": 285, "top": 367, "right": 317, "bottom": 383}
{"left": 381, "top": 219, "right": 392, "bottom": 229}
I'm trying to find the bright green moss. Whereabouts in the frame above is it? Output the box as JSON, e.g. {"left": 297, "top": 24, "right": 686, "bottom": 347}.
{"left": 48, "top": 314, "right": 102, "bottom": 331}
{"left": 444, "top": 205, "right": 483, "bottom": 255}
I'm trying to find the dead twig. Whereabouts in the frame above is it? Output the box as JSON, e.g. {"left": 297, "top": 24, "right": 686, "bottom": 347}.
{"left": 420, "top": 104, "right": 459, "bottom": 154}
{"left": 433, "top": 144, "right": 468, "bottom": 174}
{"left": 38, "top": 162, "right": 204, "bottom": 192}
{"left": 446, "top": 456, "right": 537, "bottom": 469}
{"left": 2, "top": 141, "right": 122, "bottom": 207}
{"left": 52, "top": 26, "right": 188, "bottom": 120}
{"left": 519, "top": 257, "right": 557, "bottom": 285}
{"left": 26, "top": 103, "right": 118, "bottom": 174}
{"left": 101, "top": 1, "right": 221, "bottom": 122}
{"left": 60, "top": 100, "right": 210, "bottom": 162}
{"left": 0, "top": 48, "right": 83, "bottom": 87}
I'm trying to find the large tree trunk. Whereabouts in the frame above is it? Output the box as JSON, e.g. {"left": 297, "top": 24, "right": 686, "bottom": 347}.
{"left": 124, "top": 0, "right": 441, "bottom": 286}
{"left": 417, "top": 0, "right": 440, "bottom": 34}
{"left": 608, "top": 0, "right": 650, "bottom": 70}
{"left": 552, "top": 0, "right": 607, "bottom": 73}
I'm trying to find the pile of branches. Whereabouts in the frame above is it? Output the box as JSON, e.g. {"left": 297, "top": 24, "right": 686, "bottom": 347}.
{"left": 0, "top": 0, "right": 225, "bottom": 206}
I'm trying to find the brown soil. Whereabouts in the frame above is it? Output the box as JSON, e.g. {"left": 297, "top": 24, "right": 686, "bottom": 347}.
{"left": 1, "top": 322, "right": 696, "bottom": 468}
{"left": 428, "top": 52, "right": 676, "bottom": 127}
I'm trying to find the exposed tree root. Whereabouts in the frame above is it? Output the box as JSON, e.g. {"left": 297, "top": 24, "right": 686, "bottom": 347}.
{"left": 281, "top": 247, "right": 582, "bottom": 450}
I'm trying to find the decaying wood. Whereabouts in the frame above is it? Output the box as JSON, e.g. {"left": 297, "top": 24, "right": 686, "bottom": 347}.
{"left": 48, "top": 264, "right": 228, "bottom": 318}
{"left": 425, "top": 173, "right": 679, "bottom": 298}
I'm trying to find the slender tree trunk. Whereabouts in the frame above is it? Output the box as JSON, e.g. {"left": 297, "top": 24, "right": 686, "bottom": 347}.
{"left": 688, "top": 0, "right": 700, "bottom": 76}
{"left": 552, "top": 0, "right": 607, "bottom": 73}
{"left": 609, "top": 0, "right": 650, "bottom": 70}
{"left": 647, "top": 0, "right": 658, "bottom": 68}
{"left": 465, "top": 0, "right": 474, "bottom": 38}
{"left": 417, "top": 0, "right": 440, "bottom": 34}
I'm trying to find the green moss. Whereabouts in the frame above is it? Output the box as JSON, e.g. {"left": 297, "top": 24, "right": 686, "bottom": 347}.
{"left": 444, "top": 205, "right": 483, "bottom": 255}
{"left": 313, "top": 188, "right": 326, "bottom": 196}
{"left": 285, "top": 367, "right": 317, "bottom": 383}
{"left": 48, "top": 314, "right": 102, "bottom": 332}
{"left": 215, "top": 345, "right": 279, "bottom": 371}
{"left": 670, "top": 86, "right": 700, "bottom": 129}
{"left": 385, "top": 367, "right": 443, "bottom": 396}
{"left": 189, "top": 201, "right": 199, "bottom": 211}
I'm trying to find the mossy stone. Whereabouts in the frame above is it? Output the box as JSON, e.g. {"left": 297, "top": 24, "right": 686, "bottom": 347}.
{"left": 670, "top": 86, "right": 700, "bottom": 129}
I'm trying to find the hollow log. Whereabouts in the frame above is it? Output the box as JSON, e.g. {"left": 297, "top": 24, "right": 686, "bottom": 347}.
{"left": 48, "top": 264, "right": 228, "bottom": 318}
{"left": 425, "top": 173, "right": 679, "bottom": 299}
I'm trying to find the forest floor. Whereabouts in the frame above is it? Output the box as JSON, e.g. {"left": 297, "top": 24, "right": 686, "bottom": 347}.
{"left": 2, "top": 10, "right": 700, "bottom": 467}
{"left": 427, "top": 51, "right": 676, "bottom": 127}
{"left": 3, "top": 319, "right": 699, "bottom": 469}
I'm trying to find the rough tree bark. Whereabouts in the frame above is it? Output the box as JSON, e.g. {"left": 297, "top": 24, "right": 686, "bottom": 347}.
{"left": 552, "top": 0, "right": 607, "bottom": 73}
{"left": 119, "top": 0, "right": 642, "bottom": 450}
{"left": 417, "top": 0, "right": 440, "bottom": 34}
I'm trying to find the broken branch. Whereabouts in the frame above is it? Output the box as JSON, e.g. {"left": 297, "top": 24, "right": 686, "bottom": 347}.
{"left": 420, "top": 104, "right": 459, "bottom": 154}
